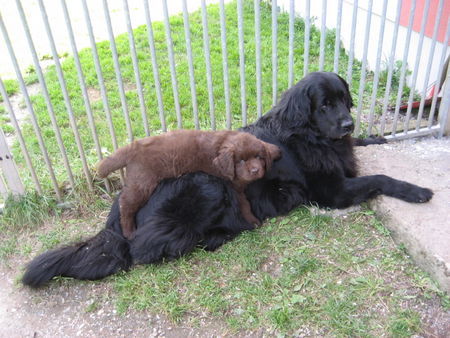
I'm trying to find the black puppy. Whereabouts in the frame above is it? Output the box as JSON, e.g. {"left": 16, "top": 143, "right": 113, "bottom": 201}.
{"left": 22, "top": 72, "right": 432, "bottom": 287}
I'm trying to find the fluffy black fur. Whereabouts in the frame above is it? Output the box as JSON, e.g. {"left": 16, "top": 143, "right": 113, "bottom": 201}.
{"left": 22, "top": 72, "right": 433, "bottom": 287}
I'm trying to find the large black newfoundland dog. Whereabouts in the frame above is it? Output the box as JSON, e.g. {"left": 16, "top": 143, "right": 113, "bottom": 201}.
{"left": 22, "top": 72, "right": 433, "bottom": 287}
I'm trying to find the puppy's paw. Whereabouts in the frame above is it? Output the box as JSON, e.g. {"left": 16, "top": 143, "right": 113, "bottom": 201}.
{"left": 251, "top": 218, "right": 262, "bottom": 228}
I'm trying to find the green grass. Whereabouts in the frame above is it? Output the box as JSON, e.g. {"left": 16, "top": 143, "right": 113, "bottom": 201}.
{"left": 0, "top": 192, "right": 58, "bottom": 230}
{"left": 3, "top": 0, "right": 413, "bottom": 199}
{"left": 9, "top": 200, "right": 446, "bottom": 335}
{"left": 106, "top": 208, "right": 447, "bottom": 335}
{"left": 0, "top": 192, "right": 58, "bottom": 260}
{"left": 0, "top": 79, "right": 19, "bottom": 102}
{"left": 389, "top": 310, "right": 421, "bottom": 337}
{"left": 0, "top": 105, "right": 15, "bottom": 134}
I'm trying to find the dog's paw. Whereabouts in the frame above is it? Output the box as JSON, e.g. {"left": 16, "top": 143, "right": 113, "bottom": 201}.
{"left": 404, "top": 187, "right": 433, "bottom": 203}
{"left": 367, "top": 135, "right": 387, "bottom": 145}
{"left": 353, "top": 136, "right": 387, "bottom": 146}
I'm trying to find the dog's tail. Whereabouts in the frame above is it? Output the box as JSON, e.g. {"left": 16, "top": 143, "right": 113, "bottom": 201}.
{"left": 22, "top": 228, "right": 131, "bottom": 288}
{"left": 97, "top": 144, "right": 132, "bottom": 178}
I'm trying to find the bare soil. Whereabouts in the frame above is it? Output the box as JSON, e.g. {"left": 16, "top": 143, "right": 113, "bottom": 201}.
{"left": 0, "top": 265, "right": 231, "bottom": 337}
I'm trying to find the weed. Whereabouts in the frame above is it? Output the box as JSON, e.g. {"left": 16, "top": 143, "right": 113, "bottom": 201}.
{"left": 85, "top": 301, "right": 100, "bottom": 313}
{"left": 389, "top": 309, "right": 421, "bottom": 337}
{"left": 1, "top": 122, "right": 14, "bottom": 134}
{"left": 0, "top": 191, "right": 58, "bottom": 230}
{"left": 377, "top": 60, "right": 417, "bottom": 108}
{"left": 0, "top": 79, "right": 19, "bottom": 102}
{"left": 0, "top": 235, "right": 18, "bottom": 261}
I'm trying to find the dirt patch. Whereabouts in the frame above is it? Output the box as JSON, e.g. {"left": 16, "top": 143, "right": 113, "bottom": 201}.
{"left": 0, "top": 265, "right": 235, "bottom": 337}
{"left": 260, "top": 256, "right": 282, "bottom": 278}
{"left": 87, "top": 87, "right": 102, "bottom": 103}
{"left": 4, "top": 83, "right": 40, "bottom": 148}
{"left": 124, "top": 82, "right": 137, "bottom": 92}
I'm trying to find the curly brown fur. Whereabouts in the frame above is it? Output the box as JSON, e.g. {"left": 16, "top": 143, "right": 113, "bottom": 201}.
{"left": 97, "top": 130, "right": 281, "bottom": 238}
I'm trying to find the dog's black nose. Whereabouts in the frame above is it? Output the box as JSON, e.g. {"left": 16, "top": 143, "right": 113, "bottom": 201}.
{"left": 341, "top": 119, "right": 354, "bottom": 132}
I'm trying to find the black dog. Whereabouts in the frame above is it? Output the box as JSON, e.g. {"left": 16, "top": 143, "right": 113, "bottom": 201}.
{"left": 22, "top": 72, "right": 433, "bottom": 287}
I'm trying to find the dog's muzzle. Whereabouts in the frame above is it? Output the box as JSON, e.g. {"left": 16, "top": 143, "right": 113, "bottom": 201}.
{"left": 340, "top": 119, "right": 354, "bottom": 135}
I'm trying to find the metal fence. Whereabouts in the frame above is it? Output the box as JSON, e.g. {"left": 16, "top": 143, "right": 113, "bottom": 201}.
{"left": 0, "top": 0, "right": 449, "bottom": 200}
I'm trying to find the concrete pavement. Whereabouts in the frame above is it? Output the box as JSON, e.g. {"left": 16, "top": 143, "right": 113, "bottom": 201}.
{"left": 356, "top": 136, "right": 450, "bottom": 293}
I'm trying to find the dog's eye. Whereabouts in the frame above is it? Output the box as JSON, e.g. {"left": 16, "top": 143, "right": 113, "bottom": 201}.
{"left": 322, "top": 100, "right": 330, "bottom": 109}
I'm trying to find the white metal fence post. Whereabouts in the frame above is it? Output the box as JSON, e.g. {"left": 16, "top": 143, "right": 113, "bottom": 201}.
{"left": 0, "top": 127, "right": 24, "bottom": 197}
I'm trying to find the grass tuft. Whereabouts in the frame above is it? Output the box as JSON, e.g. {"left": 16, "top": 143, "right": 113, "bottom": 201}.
{"left": 389, "top": 310, "right": 421, "bottom": 337}
{"left": 0, "top": 191, "right": 58, "bottom": 230}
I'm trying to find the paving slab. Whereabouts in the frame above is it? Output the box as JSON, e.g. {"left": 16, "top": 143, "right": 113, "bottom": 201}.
{"left": 355, "top": 137, "right": 450, "bottom": 293}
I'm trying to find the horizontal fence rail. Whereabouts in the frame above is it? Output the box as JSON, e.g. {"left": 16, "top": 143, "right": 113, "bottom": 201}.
{"left": 0, "top": 0, "right": 449, "bottom": 198}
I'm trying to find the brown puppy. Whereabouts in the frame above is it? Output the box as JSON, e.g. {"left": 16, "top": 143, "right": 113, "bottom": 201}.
{"left": 97, "top": 129, "right": 281, "bottom": 239}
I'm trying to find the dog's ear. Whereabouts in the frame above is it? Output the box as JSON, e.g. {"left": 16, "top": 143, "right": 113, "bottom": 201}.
{"left": 337, "top": 74, "right": 354, "bottom": 108}
{"left": 213, "top": 145, "right": 235, "bottom": 181}
{"left": 263, "top": 143, "right": 281, "bottom": 172}
{"left": 276, "top": 82, "right": 312, "bottom": 128}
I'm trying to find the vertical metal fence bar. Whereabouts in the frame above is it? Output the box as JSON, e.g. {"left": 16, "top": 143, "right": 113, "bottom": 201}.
{"left": 219, "top": 0, "right": 232, "bottom": 128}
{"left": 438, "top": 61, "right": 450, "bottom": 138}
{"left": 354, "top": 0, "right": 373, "bottom": 136}
{"left": 253, "top": 0, "right": 262, "bottom": 119}
{"left": 237, "top": 0, "right": 247, "bottom": 125}
{"left": 428, "top": 18, "right": 450, "bottom": 128}
{"left": 201, "top": 0, "right": 216, "bottom": 130}
{"left": 0, "top": 172, "right": 8, "bottom": 197}
{"left": 81, "top": 0, "right": 124, "bottom": 184}
{"left": 367, "top": 0, "right": 388, "bottom": 136}
{"left": 380, "top": 0, "right": 402, "bottom": 135}
{"left": 37, "top": 0, "right": 93, "bottom": 190}
{"left": 81, "top": 0, "right": 116, "bottom": 148}
{"left": 346, "top": 0, "right": 358, "bottom": 87}
{"left": 303, "top": 0, "right": 310, "bottom": 76}
{"left": 123, "top": 0, "right": 149, "bottom": 136}
{"left": 102, "top": 0, "right": 133, "bottom": 142}
{"left": 0, "top": 77, "right": 42, "bottom": 194}
{"left": 0, "top": 12, "right": 61, "bottom": 200}
{"left": 14, "top": 0, "right": 75, "bottom": 189}
{"left": 403, "top": 0, "right": 431, "bottom": 134}
{"left": 416, "top": 0, "right": 444, "bottom": 131}
{"left": 272, "top": 0, "right": 278, "bottom": 105}
{"left": 288, "top": 0, "right": 294, "bottom": 87}
{"left": 162, "top": 0, "right": 182, "bottom": 129}
{"left": 0, "top": 127, "right": 24, "bottom": 196}
{"left": 319, "top": 0, "right": 327, "bottom": 72}
{"left": 391, "top": 0, "right": 417, "bottom": 136}
{"left": 61, "top": 0, "right": 111, "bottom": 193}
{"left": 143, "top": 0, "right": 166, "bottom": 132}
{"left": 182, "top": 0, "right": 199, "bottom": 129}
{"left": 333, "top": 0, "right": 343, "bottom": 74}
